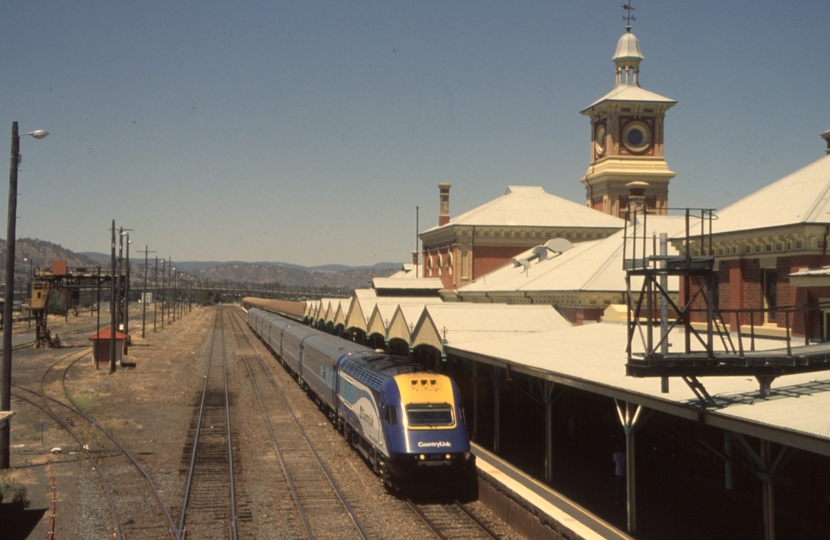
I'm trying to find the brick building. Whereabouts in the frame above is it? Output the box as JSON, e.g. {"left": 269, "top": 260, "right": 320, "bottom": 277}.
{"left": 418, "top": 185, "right": 623, "bottom": 290}
{"left": 681, "top": 133, "right": 830, "bottom": 339}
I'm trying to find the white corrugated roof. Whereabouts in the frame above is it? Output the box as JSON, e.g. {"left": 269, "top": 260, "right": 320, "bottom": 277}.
{"left": 582, "top": 84, "right": 676, "bottom": 113}
{"left": 318, "top": 297, "right": 349, "bottom": 325}
{"left": 412, "top": 303, "right": 571, "bottom": 349}
{"left": 712, "top": 153, "right": 830, "bottom": 234}
{"left": 459, "top": 216, "right": 686, "bottom": 294}
{"left": 365, "top": 297, "right": 444, "bottom": 336}
{"left": 447, "top": 324, "right": 830, "bottom": 447}
{"left": 387, "top": 303, "right": 435, "bottom": 343}
{"left": 343, "top": 289, "right": 377, "bottom": 330}
{"left": 422, "top": 186, "right": 624, "bottom": 233}
{"left": 386, "top": 263, "right": 424, "bottom": 279}
{"left": 372, "top": 277, "right": 444, "bottom": 290}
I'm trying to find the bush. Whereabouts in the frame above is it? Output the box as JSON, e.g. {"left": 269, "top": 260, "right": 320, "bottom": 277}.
{"left": 48, "top": 301, "right": 65, "bottom": 316}
{"left": 0, "top": 475, "right": 30, "bottom": 509}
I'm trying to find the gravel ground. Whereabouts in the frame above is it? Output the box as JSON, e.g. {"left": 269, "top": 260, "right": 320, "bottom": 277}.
{"left": 5, "top": 305, "right": 528, "bottom": 540}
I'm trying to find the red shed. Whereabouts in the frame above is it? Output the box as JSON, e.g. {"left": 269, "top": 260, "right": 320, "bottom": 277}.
{"left": 89, "top": 328, "right": 127, "bottom": 365}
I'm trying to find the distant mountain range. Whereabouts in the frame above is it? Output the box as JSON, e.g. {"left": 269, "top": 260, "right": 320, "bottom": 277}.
{"left": 0, "top": 239, "right": 400, "bottom": 290}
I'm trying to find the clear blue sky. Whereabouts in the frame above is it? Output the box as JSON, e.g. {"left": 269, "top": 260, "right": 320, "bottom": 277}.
{"left": 2, "top": 1, "right": 828, "bottom": 266}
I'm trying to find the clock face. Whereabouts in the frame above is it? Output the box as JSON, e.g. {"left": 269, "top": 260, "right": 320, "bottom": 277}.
{"left": 622, "top": 121, "right": 651, "bottom": 153}
{"left": 595, "top": 124, "right": 606, "bottom": 156}
{"left": 627, "top": 128, "right": 643, "bottom": 146}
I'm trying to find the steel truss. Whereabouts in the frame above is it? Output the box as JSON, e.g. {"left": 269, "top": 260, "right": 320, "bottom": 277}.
{"left": 623, "top": 207, "right": 830, "bottom": 405}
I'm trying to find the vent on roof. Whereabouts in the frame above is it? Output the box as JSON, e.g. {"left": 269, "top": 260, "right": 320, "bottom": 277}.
{"left": 511, "top": 238, "right": 575, "bottom": 273}
{"left": 532, "top": 245, "right": 549, "bottom": 261}
{"left": 545, "top": 238, "right": 574, "bottom": 253}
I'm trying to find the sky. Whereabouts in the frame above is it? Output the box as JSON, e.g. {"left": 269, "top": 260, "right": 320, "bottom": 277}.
{"left": 1, "top": 1, "right": 828, "bottom": 267}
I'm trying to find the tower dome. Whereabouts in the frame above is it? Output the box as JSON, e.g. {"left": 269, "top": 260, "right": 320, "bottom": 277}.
{"left": 613, "top": 30, "right": 643, "bottom": 86}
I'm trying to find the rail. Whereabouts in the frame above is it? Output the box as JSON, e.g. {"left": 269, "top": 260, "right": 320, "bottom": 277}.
{"left": 406, "top": 498, "right": 500, "bottom": 540}
{"left": 36, "top": 351, "right": 123, "bottom": 539}
{"left": 176, "top": 307, "right": 238, "bottom": 540}
{"left": 227, "top": 309, "right": 370, "bottom": 539}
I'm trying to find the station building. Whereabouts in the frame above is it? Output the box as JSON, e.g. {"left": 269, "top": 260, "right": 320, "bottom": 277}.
{"left": 297, "top": 24, "right": 830, "bottom": 540}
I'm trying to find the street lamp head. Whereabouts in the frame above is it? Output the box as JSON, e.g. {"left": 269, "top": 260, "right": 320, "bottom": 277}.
{"left": 25, "top": 130, "right": 49, "bottom": 140}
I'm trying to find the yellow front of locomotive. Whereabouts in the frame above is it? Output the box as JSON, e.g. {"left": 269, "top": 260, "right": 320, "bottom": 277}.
{"left": 382, "top": 372, "right": 472, "bottom": 478}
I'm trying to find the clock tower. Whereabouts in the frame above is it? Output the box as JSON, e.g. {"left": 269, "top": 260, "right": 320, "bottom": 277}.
{"left": 579, "top": 25, "right": 676, "bottom": 218}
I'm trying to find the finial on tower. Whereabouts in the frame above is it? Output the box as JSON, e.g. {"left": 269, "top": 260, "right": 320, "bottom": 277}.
{"left": 622, "top": 2, "right": 636, "bottom": 32}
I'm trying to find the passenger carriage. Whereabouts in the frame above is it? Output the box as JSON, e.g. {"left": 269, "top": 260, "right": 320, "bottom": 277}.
{"left": 246, "top": 308, "right": 473, "bottom": 484}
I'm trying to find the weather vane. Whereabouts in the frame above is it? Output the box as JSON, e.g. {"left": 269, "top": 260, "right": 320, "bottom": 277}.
{"left": 622, "top": 2, "right": 636, "bottom": 30}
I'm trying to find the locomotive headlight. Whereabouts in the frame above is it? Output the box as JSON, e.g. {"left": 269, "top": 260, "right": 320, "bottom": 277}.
{"left": 419, "top": 454, "right": 426, "bottom": 461}
{"left": 445, "top": 454, "right": 451, "bottom": 460}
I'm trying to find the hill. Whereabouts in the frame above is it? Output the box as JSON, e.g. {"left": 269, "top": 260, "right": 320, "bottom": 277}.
{"left": 0, "top": 238, "right": 100, "bottom": 279}
{"left": 0, "top": 239, "right": 398, "bottom": 289}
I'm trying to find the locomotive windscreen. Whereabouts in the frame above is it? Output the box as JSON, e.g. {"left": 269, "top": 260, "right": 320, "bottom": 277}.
{"left": 405, "top": 404, "right": 454, "bottom": 427}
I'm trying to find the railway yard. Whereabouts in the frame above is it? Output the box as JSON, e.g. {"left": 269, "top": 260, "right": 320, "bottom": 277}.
{"left": 2, "top": 305, "right": 528, "bottom": 539}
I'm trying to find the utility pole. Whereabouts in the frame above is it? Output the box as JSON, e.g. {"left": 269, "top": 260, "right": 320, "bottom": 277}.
{"left": 124, "top": 232, "right": 131, "bottom": 355}
{"left": 153, "top": 257, "right": 158, "bottom": 332}
{"left": 96, "top": 266, "right": 101, "bottom": 370}
{"left": 160, "top": 259, "right": 166, "bottom": 328}
{"left": 109, "top": 221, "right": 117, "bottom": 374}
{"left": 138, "top": 246, "right": 155, "bottom": 338}
{"left": 172, "top": 265, "right": 177, "bottom": 323}
{"left": 168, "top": 257, "right": 173, "bottom": 322}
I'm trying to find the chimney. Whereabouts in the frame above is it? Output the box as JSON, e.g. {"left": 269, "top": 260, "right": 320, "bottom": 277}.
{"left": 411, "top": 250, "right": 418, "bottom": 266}
{"left": 626, "top": 181, "right": 649, "bottom": 218}
{"left": 821, "top": 130, "right": 830, "bottom": 155}
{"left": 438, "top": 183, "right": 452, "bottom": 226}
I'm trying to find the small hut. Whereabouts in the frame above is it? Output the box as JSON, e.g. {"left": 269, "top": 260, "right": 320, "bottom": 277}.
{"left": 88, "top": 328, "right": 127, "bottom": 365}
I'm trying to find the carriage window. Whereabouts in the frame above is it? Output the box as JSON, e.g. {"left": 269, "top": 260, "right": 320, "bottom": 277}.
{"left": 384, "top": 405, "right": 398, "bottom": 425}
{"left": 406, "top": 404, "right": 453, "bottom": 427}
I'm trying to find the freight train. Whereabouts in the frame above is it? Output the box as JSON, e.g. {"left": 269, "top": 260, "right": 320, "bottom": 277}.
{"left": 246, "top": 308, "right": 475, "bottom": 485}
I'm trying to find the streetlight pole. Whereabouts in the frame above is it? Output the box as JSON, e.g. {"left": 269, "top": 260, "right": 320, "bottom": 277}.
{"left": 2, "top": 122, "right": 48, "bottom": 470}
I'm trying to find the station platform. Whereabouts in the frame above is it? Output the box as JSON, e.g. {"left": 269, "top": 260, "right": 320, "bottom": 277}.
{"left": 473, "top": 443, "right": 631, "bottom": 540}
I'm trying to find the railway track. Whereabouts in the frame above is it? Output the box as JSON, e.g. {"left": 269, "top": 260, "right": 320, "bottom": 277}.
{"left": 11, "top": 348, "right": 177, "bottom": 539}
{"left": 407, "top": 499, "right": 501, "bottom": 540}
{"left": 176, "top": 306, "right": 244, "bottom": 539}
{"left": 227, "top": 309, "right": 371, "bottom": 540}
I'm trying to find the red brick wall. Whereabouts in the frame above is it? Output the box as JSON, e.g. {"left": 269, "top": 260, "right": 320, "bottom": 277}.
{"left": 473, "top": 246, "right": 527, "bottom": 280}
{"left": 557, "top": 306, "right": 603, "bottom": 325}
{"left": 683, "top": 276, "right": 713, "bottom": 323}
{"left": 741, "top": 259, "right": 762, "bottom": 311}
{"left": 703, "top": 256, "right": 830, "bottom": 338}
